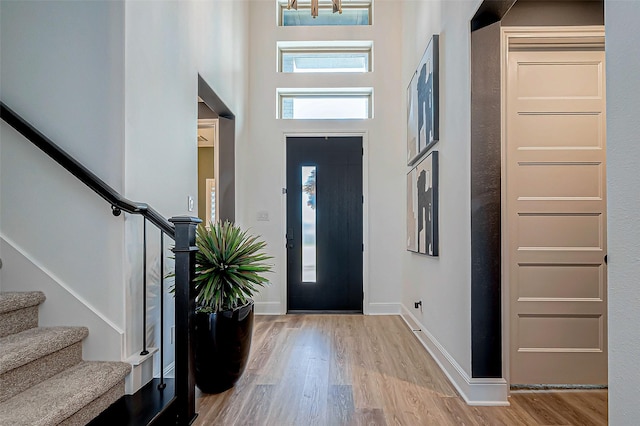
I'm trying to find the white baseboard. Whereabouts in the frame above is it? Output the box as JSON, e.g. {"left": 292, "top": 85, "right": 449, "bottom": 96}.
{"left": 254, "top": 301, "right": 283, "bottom": 315}
{"left": 366, "top": 302, "right": 402, "bottom": 315}
{"left": 400, "top": 304, "right": 508, "bottom": 406}
{"left": 163, "top": 362, "right": 175, "bottom": 379}
{"left": 0, "top": 235, "right": 124, "bottom": 361}
{"left": 255, "top": 301, "right": 402, "bottom": 315}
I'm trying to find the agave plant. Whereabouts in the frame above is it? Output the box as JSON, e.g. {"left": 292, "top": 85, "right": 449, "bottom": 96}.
{"left": 194, "top": 221, "right": 272, "bottom": 313}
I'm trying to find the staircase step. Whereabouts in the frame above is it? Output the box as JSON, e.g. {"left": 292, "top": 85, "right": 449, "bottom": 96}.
{"left": 0, "top": 291, "right": 46, "bottom": 338}
{"left": 0, "top": 326, "right": 88, "bottom": 374}
{"left": 0, "top": 327, "right": 88, "bottom": 402}
{"left": 0, "top": 361, "right": 131, "bottom": 426}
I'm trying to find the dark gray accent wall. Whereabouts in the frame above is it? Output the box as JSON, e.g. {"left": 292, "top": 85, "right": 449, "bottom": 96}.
{"left": 502, "top": 0, "right": 604, "bottom": 26}
{"left": 471, "top": 0, "right": 517, "bottom": 31}
{"left": 198, "top": 102, "right": 217, "bottom": 119}
{"left": 198, "top": 75, "right": 235, "bottom": 119}
{"left": 217, "top": 117, "right": 235, "bottom": 223}
{"left": 471, "top": 21, "right": 503, "bottom": 379}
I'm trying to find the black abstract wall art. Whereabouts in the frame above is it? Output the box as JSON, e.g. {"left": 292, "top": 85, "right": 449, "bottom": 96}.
{"left": 407, "top": 151, "right": 439, "bottom": 256}
{"left": 408, "top": 34, "right": 439, "bottom": 165}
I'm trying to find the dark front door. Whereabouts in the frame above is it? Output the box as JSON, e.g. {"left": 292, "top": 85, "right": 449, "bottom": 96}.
{"left": 286, "top": 136, "right": 363, "bottom": 312}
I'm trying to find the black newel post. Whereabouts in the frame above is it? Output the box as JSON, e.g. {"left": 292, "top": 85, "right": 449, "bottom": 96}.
{"left": 169, "top": 216, "right": 201, "bottom": 425}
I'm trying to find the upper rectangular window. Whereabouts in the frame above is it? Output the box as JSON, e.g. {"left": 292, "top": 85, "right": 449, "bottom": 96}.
{"left": 278, "top": 41, "right": 373, "bottom": 73}
{"left": 279, "top": 1, "right": 372, "bottom": 26}
{"left": 278, "top": 88, "right": 373, "bottom": 120}
{"left": 283, "top": 52, "right": 369, "bottom": 73}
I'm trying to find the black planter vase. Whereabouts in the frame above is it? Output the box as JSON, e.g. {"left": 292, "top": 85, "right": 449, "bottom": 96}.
{"left": 194, "top": 301, "right": 254, "bottom": 394}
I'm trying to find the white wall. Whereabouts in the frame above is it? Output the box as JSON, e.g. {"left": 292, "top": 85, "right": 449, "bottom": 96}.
{"left": 0, "top": 1, "right": 127, "bottom": 361}
{"left": 196, "top": 0, "right": 251, "bottom": 229}
{"left": 0, "top": 0, "right": 251, "bottom": 368}
{"left": 0, "top": 238, "right": 123, "bottom": 361}
{"left": 122, "top": 0, "right": 198, "bottom": 367}
{"left": 401, "top": 0, "right": 480, "bottom": 386}
{"left": 242, "top": 0, "right": 405, "bottom": 315}
{"left": 121, "top": 0, "right": 250, "bottom": 369}
{"left": 195, "top": 0, "right": 250, "bottom": 133}
{"left": 605, "top": 1, "right": 640, "bottom": 423}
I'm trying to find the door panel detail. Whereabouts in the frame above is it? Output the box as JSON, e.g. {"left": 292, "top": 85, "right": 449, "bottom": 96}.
{"left": 507, "top": 46, "right": 607, "bottom": 385}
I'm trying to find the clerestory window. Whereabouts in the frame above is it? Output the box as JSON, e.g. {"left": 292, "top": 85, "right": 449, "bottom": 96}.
{"left": 278, "top": 1, "right": 372, "bottom": 26}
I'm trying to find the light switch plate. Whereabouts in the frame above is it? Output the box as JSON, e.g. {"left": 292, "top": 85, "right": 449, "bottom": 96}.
{"left": 188, "top": 196, "right": 194, "bottom": 212}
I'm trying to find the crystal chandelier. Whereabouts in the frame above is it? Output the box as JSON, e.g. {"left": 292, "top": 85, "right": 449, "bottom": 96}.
{"left": 287, "top": 0, "right": 343, "bottom": 18}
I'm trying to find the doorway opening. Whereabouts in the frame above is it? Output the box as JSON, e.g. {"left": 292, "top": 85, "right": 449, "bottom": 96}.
{"left": 197, "top": 105, "right": 218, "bottom": 226}
{"left": 470, "top": 0, "right": 607, "bottom": 390}
{"left": 197, "top": 75, "right": 235, "bottom": 224}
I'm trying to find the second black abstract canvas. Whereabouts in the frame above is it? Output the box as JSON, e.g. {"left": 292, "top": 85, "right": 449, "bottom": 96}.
{"left": 407, "top": 151, "right": 439, "bottom": 256}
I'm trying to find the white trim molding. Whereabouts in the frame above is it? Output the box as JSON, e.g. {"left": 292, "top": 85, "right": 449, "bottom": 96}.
{"left": 0, "top": 235, "right": 125, "bottom": 362}
{"left": 163, "top": 362, "right": 175, "bottom": 379}
{"left": 280, "top": 130, "right": 370, "bottom": 316}
{"left": 366, "top": 302, "right": 402, "bottom": 315}
{"left": 254, "top": 301, "right": 284, "bottom": 315}
{"left": 401, "top": 304, "right": 509, "bottom": 406}
{"left": 0, "top": 234, "right": 124, "bottom": 334}
{"left": 124, "top": 347, "right": 159, "bottom": 395}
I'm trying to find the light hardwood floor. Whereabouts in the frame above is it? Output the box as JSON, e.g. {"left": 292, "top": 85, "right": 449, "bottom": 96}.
{"left": 194, "top": 315, "right": 607, "bottom": 425}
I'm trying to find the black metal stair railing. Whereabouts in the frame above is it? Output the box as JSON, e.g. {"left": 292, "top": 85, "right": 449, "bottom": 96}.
{"left": 0, "top": 102, "right": 199, "bottom": 425}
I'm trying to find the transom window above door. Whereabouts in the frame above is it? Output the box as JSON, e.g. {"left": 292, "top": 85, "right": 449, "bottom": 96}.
{"left": 278, "top": 88, "right": 372, "bottom": 119}
{"left": 278, "top": 41, "right": 373, "bottom": 73}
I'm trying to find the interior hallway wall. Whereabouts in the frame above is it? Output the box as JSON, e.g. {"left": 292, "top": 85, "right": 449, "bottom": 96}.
{"left": 400, "top": 0, "right": 478, "bottom": 396}
{"left": 501, "top": 0, "right": 603, "bottom": 26}
{"left": 0, "top": 0, "right": 126, "bottom": 361}
{"left": 0, "top": 0, "right": 251, "bottom": 364}
{"left": 400, "top": 0, "right": 610, "bottom": 402}
{"left": 243, "top": 0, "right": 405, "bottom": 315}
{"left": 605, "top": 1, "right": 640, "bottom": 423}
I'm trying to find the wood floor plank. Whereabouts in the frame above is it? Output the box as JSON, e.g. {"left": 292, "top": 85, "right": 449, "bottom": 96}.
{"left": 351, "top": 408, "right": 387, "bottom": 426}
{"left": 557, "top": 391, "right": 608, "bottom": 426}
{"left": 539, "top": 392, "right": 605, "bottom": 426}
{"left": 512, "top": 393, "right": 574, "bottom": 425}
{"left": 284, "top": 314, "right": 304, "bottom": 328}
{"left": 327, "top": 384, "right": 355, "bottom": 425}
{"left": 194, "top": 371, "right": 256, "bottom": 425}
{"left": 262, "top": 329, "right": 313, "bottom": 425}
{"left": 194, "top": 315, "right": 608, "bottom": 425}
{"left": 231, "top": 384, "right": 274, "bottom": 426}
{"left": 246, "top": 321, "right": 285, "bottom": 374}
{"left": 329, "top": 316, "right": 352, "bottom": 385}
{"left": 253, "top": 326, "right": 297, "bottom": 385}
{"left": 295, "top": 331, "right": 330, "bottom": 425}
{"left": 471, "top": 402, "right": 539, "bottom": 426}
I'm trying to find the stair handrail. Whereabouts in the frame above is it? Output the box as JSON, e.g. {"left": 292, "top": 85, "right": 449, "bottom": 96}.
{"left": 1, "top": 101, "right": 198, "bottom": 424}
{"left": 0, "top": 102, "right": 174, "bottom": 238}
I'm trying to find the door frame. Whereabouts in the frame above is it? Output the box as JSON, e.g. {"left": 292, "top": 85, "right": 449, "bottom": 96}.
{"left": 281, "top": 130, "right": 370, "bottom": 314}
{"left": 500, "top": 26, "right": 606, "bottom": 386}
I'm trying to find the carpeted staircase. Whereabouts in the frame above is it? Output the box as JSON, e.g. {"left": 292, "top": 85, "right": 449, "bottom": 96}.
{"left": 0, "top": 291, "right": 130, "bottom": 425}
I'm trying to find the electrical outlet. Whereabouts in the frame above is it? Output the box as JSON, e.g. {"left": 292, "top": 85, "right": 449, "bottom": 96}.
{"left": 256, "top": 210, "right": 270, "bottom": 221}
